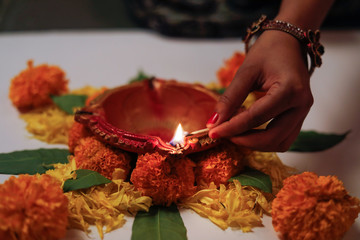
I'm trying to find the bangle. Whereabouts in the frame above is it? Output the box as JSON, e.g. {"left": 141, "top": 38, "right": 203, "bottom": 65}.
{"left": 243, "top": 15, "right": 324, "bottom": 76}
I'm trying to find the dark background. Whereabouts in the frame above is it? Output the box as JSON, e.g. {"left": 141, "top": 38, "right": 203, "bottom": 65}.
{"left": 1, "top": 0, "right": 359, "bottom": 38}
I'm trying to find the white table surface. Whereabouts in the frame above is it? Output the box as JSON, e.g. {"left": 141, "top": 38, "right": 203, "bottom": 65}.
{"left": 0, "top": 30, "right": 359, "bottom": 240}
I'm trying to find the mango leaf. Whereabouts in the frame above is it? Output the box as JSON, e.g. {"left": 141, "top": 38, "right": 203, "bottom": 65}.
{"left": 51, "top": 94, "right": 87, "bottom": 114}
{"left": 215, "top": 87, "right": 226, "bottom": 95}
{"left": 63, "top": 169, "right": 111, "bottom": 192}
{"left": 132, "top": 204, "right": 187, "bottom": 240}
{"left": 289, "top": 130, "right": 349, "bottom": 152}
{"left": 129, "top": 70, "right": 151, "bottom": 84}
{"left": 0, "top": 148, "right": 69, "bottom": 175}
{"left": 229, "top": 167, "right": 272, "bottom": 193}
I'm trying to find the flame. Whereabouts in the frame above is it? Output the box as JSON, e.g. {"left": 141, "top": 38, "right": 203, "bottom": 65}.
{"left": 170, "top": 123, "right": 186, "bottom": 146}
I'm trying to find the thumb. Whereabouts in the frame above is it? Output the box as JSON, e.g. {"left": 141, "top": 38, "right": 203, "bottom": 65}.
{"left": 206, "top": 67, "right": 258, "bottom": 129}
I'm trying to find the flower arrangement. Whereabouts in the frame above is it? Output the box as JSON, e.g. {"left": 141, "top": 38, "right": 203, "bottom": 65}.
{"left": 131, "top": 152, "right": 197, "bottom": 206}
{"left": 68, "top": 121, "right": 92, "bottom": 153}
{"left": 73, "top": 136, "right": 132, "bottom": 180}
{"left": 0, "top": 174, "right": 68, "bottom": 240}
{"left": 9, "top": 60, "right": 68, "bottom": 111}
{"left": 272, "top": 172, "right": 360, "bottom": 240}
{"left": 0, "top": 58, "right": 359, "bottom": 240}
{"left": 191, "top": 141, "right": 246, "bottom": 187}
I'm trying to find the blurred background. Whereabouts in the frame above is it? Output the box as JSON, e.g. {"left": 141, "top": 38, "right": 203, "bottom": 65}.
{"left": 1, "top": 0, "right": 359, "bottom": 37}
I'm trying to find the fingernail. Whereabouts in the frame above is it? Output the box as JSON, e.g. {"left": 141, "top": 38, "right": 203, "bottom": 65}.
{"left": 206, "top": 112, "right": 219, "bottom": 125}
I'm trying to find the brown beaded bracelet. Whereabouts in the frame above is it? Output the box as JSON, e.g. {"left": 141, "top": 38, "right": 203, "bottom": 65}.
{"left": 243, "top": 15, "right": 324, "bottom": 76}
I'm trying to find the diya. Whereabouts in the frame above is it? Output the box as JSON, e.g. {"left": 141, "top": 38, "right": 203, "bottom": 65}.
{"left": 75, "top": 78, "right": 219, "bottom": 155}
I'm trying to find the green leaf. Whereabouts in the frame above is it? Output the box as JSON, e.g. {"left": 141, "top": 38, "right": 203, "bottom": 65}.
{"left": 51, "top": 94, "right": 88, "bottom": 114}
{"left": 229, "top": 167, "right": 272, "bottom": 193}
{"left": 0, "top": 148, "right": 69, "bottom": 175}
{"left": 289, "top": 130, "right": 349, "bottom": 152}
{"left": 215, "top": 87, "right": 226, "bottom": 95}
{"left": 63, "top": 169, "right": 111, "bottom": 192}
{"left": 132, "top": 205, "right": 187, "bottom": 240}
{"left": 129, "top": 70, "right": 151, "bottom": 84}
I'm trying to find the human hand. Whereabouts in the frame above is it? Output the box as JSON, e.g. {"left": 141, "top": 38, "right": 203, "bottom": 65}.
{"left": 207, "top": 30, "right": 314, "bottom": 152}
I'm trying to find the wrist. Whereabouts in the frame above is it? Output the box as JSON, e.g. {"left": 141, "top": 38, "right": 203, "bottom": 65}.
{"left": 257, "top": 31, "right": 308, "bottom": 66}
{"left": 243, "top": 15, "right": 324, "bottom": 76}
{"left": 274, "top": 14, "right": 320, "bottom": 30}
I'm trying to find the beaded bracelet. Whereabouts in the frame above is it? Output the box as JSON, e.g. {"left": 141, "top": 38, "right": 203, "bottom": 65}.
{"left": 243, "top": 15, "right": 324, "bottom": 76}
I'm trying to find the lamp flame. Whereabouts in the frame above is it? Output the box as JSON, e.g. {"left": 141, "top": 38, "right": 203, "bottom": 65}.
{"left": 169, "top": 123, "right": 187, "bottom": 147}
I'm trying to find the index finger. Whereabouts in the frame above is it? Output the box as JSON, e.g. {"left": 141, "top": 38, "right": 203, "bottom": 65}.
{"left": 207, "top": 65, "right": 260, "bottom": 128}
{"left": 209, "top": 83, "right": 289, "bottom": 138}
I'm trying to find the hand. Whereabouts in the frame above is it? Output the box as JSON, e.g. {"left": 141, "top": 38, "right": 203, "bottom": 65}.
{"left": 207, "top": 30, "right": 314, "bottom": 152}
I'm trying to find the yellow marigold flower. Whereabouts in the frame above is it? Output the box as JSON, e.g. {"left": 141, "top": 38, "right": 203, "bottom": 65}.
{"left": 180, "top": 180, "right": 271, "bottom": 232}
{"left": 66, "top": 179, "right": 152, "bottom": 239}
{"left": 69, "top": 85, "right": 108, "bottom": 106}
{"left": 46, "top": 160, "right": 151, "bottom": 239}
{"left": 19, "top": 86, "right": 105, "bottom": 145}
{"left": 71, "top": 85, "right": 106, "bottom": 98}
{"left": 0, "top": 174, "right": 68, "bottom": 240}
{"left": 9, "top": 60, "right": 69, "bottom": 111}
{"left": 74, "top": 136, "right": 132, "bottom": 180}
{"left": 20, "top": 105, "right": 74, "bottom": 144}
{"left": 46, "top": 157, "right": 78, "bottom": 188}
{"left": 216, "top": 52, "right": 245, "bottom": 87}
{"left": 245, "top": 151, "right": 295, "bottom": 194}
{"left": 272, "top": 172, "right": 360, "bottom": 240}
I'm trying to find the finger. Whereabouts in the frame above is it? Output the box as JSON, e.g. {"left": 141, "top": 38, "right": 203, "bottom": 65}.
{"left": 209, "top": 82, "right": 290, "bottom": 138}
{"left": 279, "top": 123, "right": 303, "bottom": 151}
{"left": 230, "top": 124, "right": 302, "bottom": 152}
{"left": 206, "top": 66, "right": 260, "bottom": 128}
{"left": 229, "top": 107, "right": 307, "bottom": 152}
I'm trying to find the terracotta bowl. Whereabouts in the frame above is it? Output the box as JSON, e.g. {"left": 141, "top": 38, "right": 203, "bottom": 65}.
{"left": 75, "top": 78, "right": 219, "bottom": 155}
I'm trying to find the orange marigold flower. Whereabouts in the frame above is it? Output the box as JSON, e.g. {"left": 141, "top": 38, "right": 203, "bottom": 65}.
{"left": 130, "top": 152, "right": 196, "bottom": 206}
{"left": 68, "top": 121, "right": 92, "bottom": 153}
{"left": 190, "top": 142, "right": 245, "bottom": 187}
{"left": 74, "top": 136, "right": 132, "bottom": 180}
{"left": 216, "top": 52, "right": 245, "bottom": 87}
{"left": 272, "top": 172, "right": 360, "bottom": 240}
{"left": 9, "top": 60, "right": 69, "bottom": 111}
{"left": 0, "top": 174, "right": 68, "bottom": 240}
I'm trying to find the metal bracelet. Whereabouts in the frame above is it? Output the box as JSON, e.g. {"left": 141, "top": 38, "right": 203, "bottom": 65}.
{"left": 243, "top": 15, "right": 324, "bottom": 76}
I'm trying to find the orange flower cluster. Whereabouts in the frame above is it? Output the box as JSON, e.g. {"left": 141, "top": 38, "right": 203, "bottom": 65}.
{"left": 74, "top": 136, "right": 132, "bottom": 180}
{"left": 272, "top": 172, "right": 360, "bottom": 240}
{"left": 130, "top": 152, "right": 196, "bottom": 206}
{"left": 0, "top": 174, "right": 68, "bottom": 240}
{"left": 216, "top": 52, "right": 245, "bottom": 87}
{"left": 9, "top": 60, "right": 68, "bottom": 111}
{"left": 191, "top": 142, "right": 246, "bottom": 187}
{"left": 68, "top": 121, "right": 92, "bottom": 153}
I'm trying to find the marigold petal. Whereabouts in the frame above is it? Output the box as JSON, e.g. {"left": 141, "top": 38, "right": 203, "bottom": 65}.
{"left": 66, "top": 180, "right": 151, "bottom": 239}
{"left": 216, "top": 52, "right": 246, "bottom": 87}
{"left": 73, "top": 136, "right": 132, "bottom": 180}
{"left": 131, "top": 152, "right": 196, "bottom": 206}
{"left": 190, "top": 141, "right": 246, "bottom": 188}
{"left": 180, "top": 180, "right": 270, "bottom": 232}
{"left": 272, "top": 172, "right": 360, "bottom": 240}
{"left": 0, "top": 174, "right": 68, "bottom": 240}
{"left": 245, "top": 151, "right": 296, "bottom": 194}
{"left": 9, "top": 60, "right": 69, "bottom": 111}
{"left": 20, "top": 105, "right": 74, "bottom": 144}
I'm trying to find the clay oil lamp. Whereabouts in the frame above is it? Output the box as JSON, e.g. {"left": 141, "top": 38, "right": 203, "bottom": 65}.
{"left": 75, "top": 78, "right": 219, "bottom": 155}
